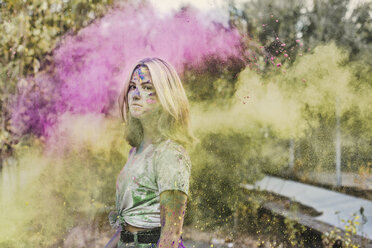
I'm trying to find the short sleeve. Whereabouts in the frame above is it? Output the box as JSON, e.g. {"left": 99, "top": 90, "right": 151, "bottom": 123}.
{"left": 154, "top": 141, "right": 191, "bottom": 196}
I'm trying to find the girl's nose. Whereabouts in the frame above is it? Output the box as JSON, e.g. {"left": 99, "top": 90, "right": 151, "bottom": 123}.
{"left": 132, "top": 88, "right": 140, "bottom": 99}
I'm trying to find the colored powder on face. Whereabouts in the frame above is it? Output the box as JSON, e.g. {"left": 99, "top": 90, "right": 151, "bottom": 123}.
{"left": 10, "top": 2, "right": 244, "bottom": 141}
{"left": 131, "top": 73, "right": 140, "bottom": 82}
{"left": 132, "top": 88, "right": 140, "bottom": 97}
{"left": 146, "top": 98, "right": 156, "bottom": 104}
{"left": 136, "top": 67, "right": 148, "bottom": 80}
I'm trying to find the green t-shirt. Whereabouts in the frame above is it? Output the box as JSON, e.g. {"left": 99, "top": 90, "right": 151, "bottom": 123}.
{"left": 109, "top": 139, "right": 191, "bottom": 229}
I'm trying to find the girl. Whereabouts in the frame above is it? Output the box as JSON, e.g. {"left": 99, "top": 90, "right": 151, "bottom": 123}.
{"left": 105, "top": 58, "right": 194, "bottom": 248}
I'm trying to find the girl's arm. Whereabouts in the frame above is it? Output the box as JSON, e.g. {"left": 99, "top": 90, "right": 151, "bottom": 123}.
{"left": 157, "top": 190, "right": 187, "bottom": 248}
{"left": 104, "top": 226, "right": 121, "bottom": 248}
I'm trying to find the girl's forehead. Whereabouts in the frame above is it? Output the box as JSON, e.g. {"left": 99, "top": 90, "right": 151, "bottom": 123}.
{"left": 132, "top": 66, "right": 151, "bottom": 81}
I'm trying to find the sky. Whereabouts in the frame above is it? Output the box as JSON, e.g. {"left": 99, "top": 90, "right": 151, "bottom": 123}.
{"left": 148, "top": 0, "right": 230, "bottom": 25}
{"left": 149, "top": 0, "right": 228, "bottom": 14}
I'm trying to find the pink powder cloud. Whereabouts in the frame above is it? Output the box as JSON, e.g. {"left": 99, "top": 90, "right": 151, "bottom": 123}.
{"left": 11, "top": 2, "right": 245, "bottom": 138}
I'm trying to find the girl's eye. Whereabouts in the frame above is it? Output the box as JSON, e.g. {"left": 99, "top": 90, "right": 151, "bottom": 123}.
{"left": 144, "top": 85, "right": 153, "bottom": 90}
{"left": 129, "top": 85, "right": 136, "bottom": 90}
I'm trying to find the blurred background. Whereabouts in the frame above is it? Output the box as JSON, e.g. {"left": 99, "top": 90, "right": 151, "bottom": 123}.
{"left": 0, "top": 0, "right": 371, "bottom": 247}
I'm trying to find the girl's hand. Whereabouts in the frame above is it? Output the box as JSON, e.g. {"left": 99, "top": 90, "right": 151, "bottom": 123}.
{"left": 108, "top": 210, "right": 121, "bottom": 229}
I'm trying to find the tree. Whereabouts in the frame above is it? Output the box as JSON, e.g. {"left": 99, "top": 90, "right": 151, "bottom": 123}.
{"left": 0, "top": 0, "right": 115, "bottom": 158}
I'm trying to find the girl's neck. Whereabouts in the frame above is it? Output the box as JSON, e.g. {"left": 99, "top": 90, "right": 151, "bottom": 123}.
{"left": 137, "top": 119, "right": 161, "bottom": 152}
{"left": 136, "top": 135, "right": 161, "bottom": 154}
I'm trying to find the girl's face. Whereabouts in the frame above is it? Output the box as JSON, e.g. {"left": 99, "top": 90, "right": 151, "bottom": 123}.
{"left": 127, "top": 66, "right": 159, "bottom": 120}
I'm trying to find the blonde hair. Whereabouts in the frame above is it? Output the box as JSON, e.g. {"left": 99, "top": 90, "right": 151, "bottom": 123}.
{"left": 119, "top": 58, "right": 195, "bottom": 148}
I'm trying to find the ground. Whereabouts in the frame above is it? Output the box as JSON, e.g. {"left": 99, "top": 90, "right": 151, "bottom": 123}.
{"left": 59, "top": 223, "right": 264, "bottom": 248}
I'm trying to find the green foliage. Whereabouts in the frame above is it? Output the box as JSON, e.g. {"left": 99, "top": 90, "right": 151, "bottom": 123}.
{"left": 0, "top": 0, "right": 371, "bottom": 244}
{"left": 185, "top": 131, "right": 263, "bottom": 229}
{"left": 235, "top": 192, "right": 262, "bottom": 234}
{"left": 0, "top": 0, "right": 113, "bottom": 79}
{"left": 236, "top": 192, "right": 312, "bottom": 248}
{"left": 0, "top": 0, "right": 115, "bottom": 158}
{"left": 183, "top": 57, "right": 246, "bottom": 102}
{"left": 229, "top": 0, "right": 307, "bottom": 70}
{"left": 309, "top": 0, "right": 372, "bottom": 61}
{"left": 322, "top": 212, "right": 363, "bottom": 248}
{"left": 283, "top": 215, "right": 307, "bottom": 247}
{"left": 229, "top": 0, "right": 372, "bottom": 71}
{"left": 260, "top": 43, "right": 371, "bottom": 173}
{"left": 308, "top": 0, "right": 349, "bottom": 43}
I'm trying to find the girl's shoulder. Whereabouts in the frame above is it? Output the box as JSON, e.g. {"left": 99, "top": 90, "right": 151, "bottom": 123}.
{"left": 154, "top": 139, "right": 191, "bottom": 171}
{"left": 153, "top": 139, "right": 190, "bottom": 165}
{"left": 155, "top": 139, "right": 187, "bottom": 155}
